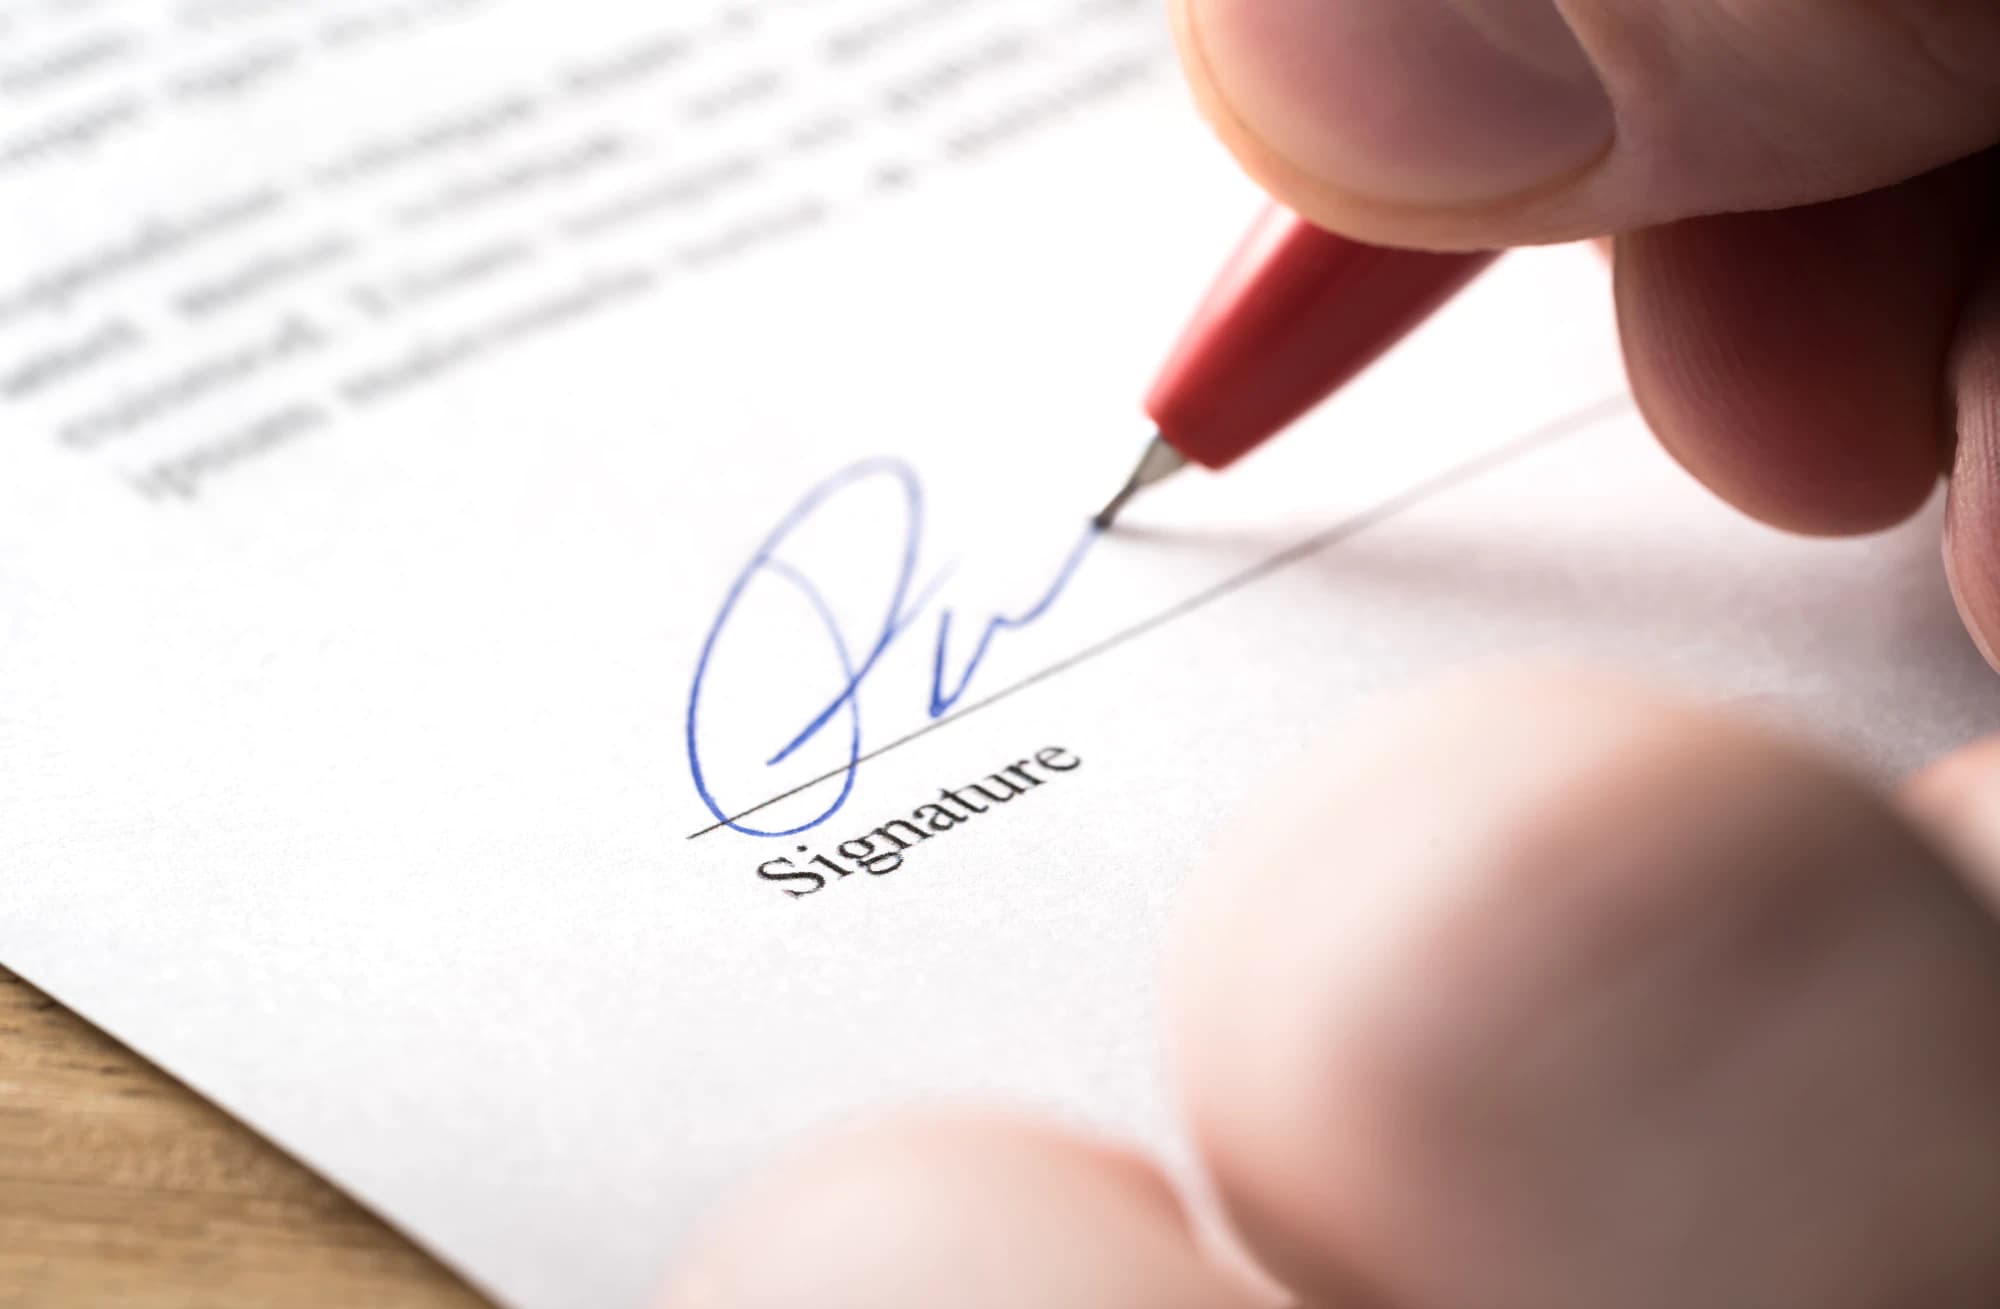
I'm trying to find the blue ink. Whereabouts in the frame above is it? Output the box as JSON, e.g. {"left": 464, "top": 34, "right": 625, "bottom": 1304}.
{"left": 929, "top": 525, "right": 1097, "bottom": 716}
{"left": 685, "top": 459, "right": 920, "bottom": 840}
{"left": 686, "top": 459, "right": 1099, "bottom": 837}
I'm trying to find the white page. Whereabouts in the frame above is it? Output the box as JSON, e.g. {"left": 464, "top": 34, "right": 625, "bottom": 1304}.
{"left": 3, "top": 4, "right": 1997, "bottom": 1308}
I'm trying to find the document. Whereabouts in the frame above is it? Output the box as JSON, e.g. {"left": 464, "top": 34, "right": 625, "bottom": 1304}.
{"left": 2, "top": 3, "right": 1994, "bottom": 1308}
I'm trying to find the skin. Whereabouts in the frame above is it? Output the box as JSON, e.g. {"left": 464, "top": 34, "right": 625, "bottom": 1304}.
{"left": 660, "top": 4, "right": 2000, "bottom": 1303}
{"left": 1175, "top": 0, "right": 2000, "bottom": 649}
{"left": 662, "top": 671, "right": 2000, "bottom": 1308}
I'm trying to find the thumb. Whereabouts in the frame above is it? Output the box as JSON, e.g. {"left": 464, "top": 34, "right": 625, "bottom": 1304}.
{"left": 1175, "top": 0, "right": 2000, "bottom": 245}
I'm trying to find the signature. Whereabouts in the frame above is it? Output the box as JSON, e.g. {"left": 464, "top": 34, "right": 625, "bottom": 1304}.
{"left": 686, "top": 458, "right": 1098, "bottom": 837}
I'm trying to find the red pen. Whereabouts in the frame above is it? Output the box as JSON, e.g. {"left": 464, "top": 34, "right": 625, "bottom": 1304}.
{"left": 1093, "top": 205, "right": 1500, "bottom": 528}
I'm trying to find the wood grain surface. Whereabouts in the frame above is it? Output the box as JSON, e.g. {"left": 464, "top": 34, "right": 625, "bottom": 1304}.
{"left": 0, "top": 965, "right": 490, "bottom": 1309}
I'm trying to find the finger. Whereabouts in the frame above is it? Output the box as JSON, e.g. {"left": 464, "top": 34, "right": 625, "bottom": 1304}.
{"left": 1171, "top": 0, "right": 2000, "bottom": 247}
{"left": 658, "top": 1111, "right": 1267, "bottom": 1309}
{"left": 1172, "top": 667, "right": 2000, "bottom": 1309}
{"left": 1946, "top": 244, "right": 2000, "bottom": 669}
{"left": 1905, "top": 737, "right": 2000, "bottom": 911}
{"left": 1613, "top": 165, "right": 1977, "bottom": 535}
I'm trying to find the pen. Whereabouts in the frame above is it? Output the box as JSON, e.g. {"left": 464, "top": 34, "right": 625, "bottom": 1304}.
{"left": 1094, "top": 206, "right": 1500, "bottom": 528}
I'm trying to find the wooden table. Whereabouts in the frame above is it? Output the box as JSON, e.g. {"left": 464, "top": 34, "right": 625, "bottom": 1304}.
{"left": 0, "top": 966, "right": 489, "bottom": 1309}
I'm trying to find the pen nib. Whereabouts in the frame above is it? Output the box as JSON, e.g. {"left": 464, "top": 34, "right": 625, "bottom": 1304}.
{"left": 1094, "top": 435, "right": 1187, "bottom": 531}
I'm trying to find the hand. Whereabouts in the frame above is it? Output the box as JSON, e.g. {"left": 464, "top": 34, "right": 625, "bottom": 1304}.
{"left": 1174, "top": 0, "right": 2000, "bottom": 666}
{"left": 660, "top": 670, "right": 2000, "bottom": 1308}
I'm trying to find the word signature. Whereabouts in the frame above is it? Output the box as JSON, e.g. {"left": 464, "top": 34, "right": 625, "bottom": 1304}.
{"left": 686, "top": 459, "right": 1098, "bottom": 838}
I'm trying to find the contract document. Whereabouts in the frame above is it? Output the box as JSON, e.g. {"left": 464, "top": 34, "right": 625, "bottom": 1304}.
{"left": 2, "top": 3, "right": 1994, "bottom": 1307}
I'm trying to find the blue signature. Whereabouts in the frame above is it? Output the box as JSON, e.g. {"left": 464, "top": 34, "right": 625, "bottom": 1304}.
{"left": 686, "top": 458, "right": 1099, "bottom": 837}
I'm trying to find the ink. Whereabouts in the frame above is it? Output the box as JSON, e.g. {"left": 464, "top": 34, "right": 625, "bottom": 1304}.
{"left": 929, "top": 523, "right": 1099, "bottom": 716}
{"left": 756, "top": 858, "right": 826, "bottom": 899}
{"left": 688, "top": 459, "right": 1099, "bottom": 837}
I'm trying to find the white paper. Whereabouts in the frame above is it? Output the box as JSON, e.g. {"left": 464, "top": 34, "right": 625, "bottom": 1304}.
{"left": 3, "top": 4, "right": 1996, "bottom": 1308}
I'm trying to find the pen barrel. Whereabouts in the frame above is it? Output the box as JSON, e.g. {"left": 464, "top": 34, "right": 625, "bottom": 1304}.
{"left": 1146, "top": 207, "right": 1499, "bottom": 470}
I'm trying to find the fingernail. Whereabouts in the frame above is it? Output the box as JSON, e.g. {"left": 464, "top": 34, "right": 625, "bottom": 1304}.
{"left": 1946, "top": 305, "right": 2000, "bottom": 674}
{"left": 1188, "top": 0, "right": 1614, "bottom": 207}
{"left": 1945, "top": 478, "right": 2000, "bottom": 673}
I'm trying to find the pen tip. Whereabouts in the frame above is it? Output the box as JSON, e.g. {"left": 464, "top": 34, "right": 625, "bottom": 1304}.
{"left": 1094, "top": 435, "right": 1187, "bottom": 531}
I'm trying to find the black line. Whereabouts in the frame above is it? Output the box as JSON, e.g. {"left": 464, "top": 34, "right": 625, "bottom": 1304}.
{"left": 687, "top": 394, "right": 1633, "bottom": 839}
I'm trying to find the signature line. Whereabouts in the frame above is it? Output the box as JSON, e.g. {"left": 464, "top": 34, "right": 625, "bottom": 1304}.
{"left": 685, "top": 393, "right": 1633, "bottom": 840}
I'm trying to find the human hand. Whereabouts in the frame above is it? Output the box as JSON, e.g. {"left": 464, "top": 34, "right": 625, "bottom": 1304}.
{"left": 660, "top": 670, "right": 2000, "bottom": 1308}
{"left": 1172, "top": 0, "right": 2000, "bottom": 665}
